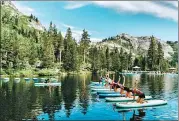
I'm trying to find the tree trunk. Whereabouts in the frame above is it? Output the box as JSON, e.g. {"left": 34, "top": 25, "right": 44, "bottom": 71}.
{"left": 59, "top": 50, "right": 62, "bottom": 65}
{"left": 84, "top": 49, "right": 85, "bottom": 63}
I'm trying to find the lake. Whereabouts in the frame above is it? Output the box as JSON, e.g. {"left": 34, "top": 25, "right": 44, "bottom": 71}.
{"left": 0, "top": 73, "right": 178, "bottom": 120}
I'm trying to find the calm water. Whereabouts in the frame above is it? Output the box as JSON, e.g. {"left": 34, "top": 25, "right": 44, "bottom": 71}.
{"left": 0, "top": 73, "right": 178, "bottom": 120}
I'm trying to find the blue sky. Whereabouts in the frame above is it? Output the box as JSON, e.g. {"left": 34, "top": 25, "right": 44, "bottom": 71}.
{"left": 12, "top": 1, "right": 178, "bottom": 42}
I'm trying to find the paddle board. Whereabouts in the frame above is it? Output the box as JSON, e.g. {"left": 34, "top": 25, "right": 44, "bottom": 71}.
{"left": 34, "top": 83, "right": 61, "bottom": 86}
{"left": 91, "top": 88, "right": 113, "bottom": 91}
{"left": 116, "top": 100, "right": 167, "bottom": 108}
{"left": 99, "top": 93, "right": 125, "bottom": 98}
{"left": 105, "top": 96, "right": 152, "bottom": 102}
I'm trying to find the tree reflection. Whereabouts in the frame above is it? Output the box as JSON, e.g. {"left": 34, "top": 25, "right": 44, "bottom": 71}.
{"left": 61, "top": 75, "right": 77, "bottom": 117}
{"left": 78, "top": 74, "right": 89, "bottom": 115}
{"left": 41, "top": 86, "right": 62, "bottom": 120}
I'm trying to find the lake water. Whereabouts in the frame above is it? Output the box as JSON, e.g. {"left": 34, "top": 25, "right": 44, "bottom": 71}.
{"left": 0, "top": 73, "right": 178, "bottom": 120}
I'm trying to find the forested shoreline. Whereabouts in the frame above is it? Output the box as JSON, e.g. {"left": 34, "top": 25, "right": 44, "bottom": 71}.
{"left": 1, "top": 2, "right": 178, "bottom": 77}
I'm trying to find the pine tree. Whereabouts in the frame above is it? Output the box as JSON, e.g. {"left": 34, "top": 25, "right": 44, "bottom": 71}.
{"left": 128, "top": 50, "right": 132, "bottom": 70}
{"left": 41, "top": 32, "right": 54, "bottom": 68}
{"left": 99, "top": 48, "right": 106, "bottom": 70}
{"left": 111, "top": 47, "right": 120, "bottom": 72}
{"left": 79, "top": 29, "right": 90, "bottom": 63}
{"left": 105, "top": 47, "right": 110, "bottom": 71}
{"left": 147, "top": 36, "right": 157, "bottom": 70}
{"left": 90, "top": 46, "right": 100, "bottom": 72}
{"left": 63, "top": 28, "right": 78, "bottom": 71}
{"left": 48, "top": 21, "right": 53, "bottom": 35}
{"left": 157, "top": 42, "right": 164, "bottom": 71}
{"left": 119, "top": 48, "right": 124, "bottom": 72}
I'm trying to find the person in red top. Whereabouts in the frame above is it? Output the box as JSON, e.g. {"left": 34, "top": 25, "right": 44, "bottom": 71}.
{"left": 130, "top": 88, "right": 146, "bottom": 104}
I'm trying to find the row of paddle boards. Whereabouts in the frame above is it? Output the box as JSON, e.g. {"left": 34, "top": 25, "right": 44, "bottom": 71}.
{"left": 1, "top": 77, "right": 58, "bottom": 83}
{"left": 1, "top": 77, "right": 61, "bottom": 87}
{"left": 90, "top": 82, "right": 167, "bottom": 108}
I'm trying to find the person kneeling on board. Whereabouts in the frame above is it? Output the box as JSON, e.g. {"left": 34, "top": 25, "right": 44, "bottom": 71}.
{"left": 129, "top": 88, "right": 146, "bottom": 104}
{"left": 105, "top": 73, "right": 112, "bottom": 88}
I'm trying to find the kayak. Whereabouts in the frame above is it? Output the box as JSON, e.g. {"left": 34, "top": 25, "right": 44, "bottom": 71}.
{"left": 34, "top": 83, "right": 61, "bottom": 86}
{"left": 97, "top": 91, "right": 119, "bottom": 94}
{"left": 91, "top": 88, "right": 113, "bottom": 91}
{"left": 116, "top": 100, "right": 167, "bottom": 108}
{"left": 105, "top": 96, "right": 152, "bottom": 102}
{"left": 99, "top": 93, "right": 125, "bottom": 98}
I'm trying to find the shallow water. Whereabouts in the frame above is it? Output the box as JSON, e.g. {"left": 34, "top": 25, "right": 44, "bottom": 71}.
{"left": 0, "top": 73, "right": 178, "bottom": 120}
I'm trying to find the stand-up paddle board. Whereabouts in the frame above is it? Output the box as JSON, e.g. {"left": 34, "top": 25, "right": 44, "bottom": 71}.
{"left": 34, "top": 83, "right": 61, "bottom": 86}
{"left": 105, "top": 96, "right": 152, "bottom": 102}
{"left": 91, "top": 88, "right": 113, "bottom": 91}
{"left": 116, "top": 100, "right": 167, "bottom": 108}
{"left": 99, "top": 93, "right": 125, "bottom": 98}
{"left": 97, "top": 91, "right": 119, "bottom": 94}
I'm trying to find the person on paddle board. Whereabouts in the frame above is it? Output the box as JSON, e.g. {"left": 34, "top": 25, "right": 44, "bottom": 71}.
{"left": 105, "top": 73, "right": 112, "bottom": 88}
{"left": 129, "top": 80, "right": 146, "bottom": 104}
{"left": 99, "top": 75, "right": 102, "bottom": 84}
{"left": 114, "top": 75, "right": 126, "bottom": 94}
{"left": 109, "top": 74, "right": 115, "bottom": 90}
{"left": 45, "top": 78, "right": 49, "bottom": 83}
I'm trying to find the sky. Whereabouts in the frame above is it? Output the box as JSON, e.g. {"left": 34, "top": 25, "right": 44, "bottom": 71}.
{"left": 12, "top": 1, "right": 178, "bottom": 42}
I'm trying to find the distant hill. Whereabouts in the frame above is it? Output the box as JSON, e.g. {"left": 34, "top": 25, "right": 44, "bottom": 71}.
{"left": 92, "top": 33, "right": 177, "bottom": 60}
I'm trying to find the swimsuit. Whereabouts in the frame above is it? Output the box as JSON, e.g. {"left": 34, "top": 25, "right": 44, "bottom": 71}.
{"left": 131, "top": 89, "right": 145, "bottom": 98}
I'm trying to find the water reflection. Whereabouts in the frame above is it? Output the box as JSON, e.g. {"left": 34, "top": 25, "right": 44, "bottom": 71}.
{"left": 129, "top": 109, "right": 146, "bottom": 121}
{"left": 61, "top": 75, "right": 77, "bottom": 117}
{"left": 78, "top": 75, "right": 90, "bottom": 115}
{"left": 0, "top": 73, "right": 178, "bottom": 120}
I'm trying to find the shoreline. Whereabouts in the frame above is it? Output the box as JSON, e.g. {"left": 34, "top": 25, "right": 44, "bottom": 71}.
{"left": 0, "top": 69, "right": 178, "bottom": 78}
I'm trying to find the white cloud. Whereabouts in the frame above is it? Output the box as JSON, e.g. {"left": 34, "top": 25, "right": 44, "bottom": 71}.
{"left": 165, "top": 1, "right": 178, "bottom": 8}
{"left": 64, "top": 1, "right": 178, "bottom": 22}
{"left": 64, "top": 1, "right": 90, "bottom": 10}
{"left": 12, "top": 1, "right": 39, "bottom": 16}
{"left": 90, "top": 37, "right": 102, "bottom": 42}
{"left": 60, "top": 23, "right": 75, "bottom": 29}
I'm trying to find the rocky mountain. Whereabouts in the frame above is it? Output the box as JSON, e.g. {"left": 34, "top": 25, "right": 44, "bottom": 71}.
{"left": 2, "top": 1, "right": 45, "bottom": 31}
{"left": 93, "top": 33, "right": 176, "bottom": 60}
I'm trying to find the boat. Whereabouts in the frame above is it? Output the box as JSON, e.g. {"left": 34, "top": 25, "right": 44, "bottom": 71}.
{"left": 14, "top": 78, "right": 20, "bottom": 83}
{"left": 99, "top": 93, "right": 125, "bottom": 98}
{"left": 24, "top": 78, "right": 30, "bottom": 81}
{"left": 2, "top": 78, "right": 9, "bottom": 83}
{"left": 34, "top": 83, "right": 61, "bottom": 86}
{"left": 116, "top": 100, "right": 167, "bottom": 108}
{"left": 105, "top": 96, "right": 152, "bottom": 102}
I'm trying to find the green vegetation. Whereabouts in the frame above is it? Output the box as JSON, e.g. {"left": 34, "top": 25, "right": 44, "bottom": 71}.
{"left": 1, "top": 2, "right": 178, "bottom": 76}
